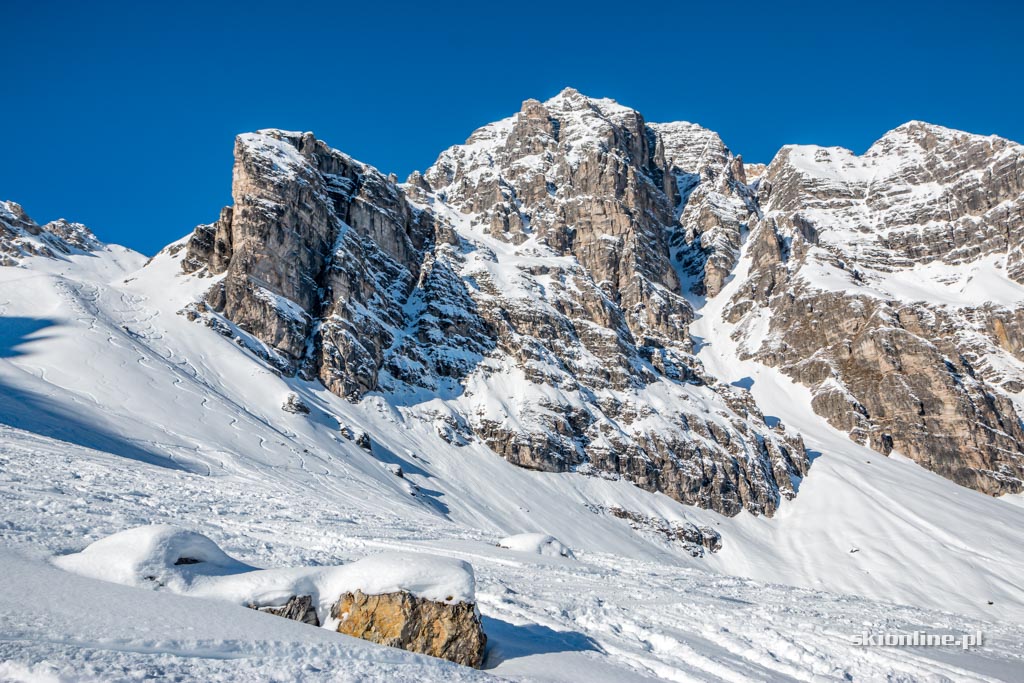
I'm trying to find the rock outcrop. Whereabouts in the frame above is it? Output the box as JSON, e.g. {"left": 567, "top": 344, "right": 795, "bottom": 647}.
{"left": 651, "top": 121, "right": 759, "bottom": 298}
{"left": 603, "top": 505, "right": 722, "bottom": 557}
{"left": 331, "top": 590, "right": 486, "bottom": 668}
{"left": 1, "top": 200, "right": 101, "bottom": 266}
{"left": 281, "top": 392, "right": 310, "bottom": 414}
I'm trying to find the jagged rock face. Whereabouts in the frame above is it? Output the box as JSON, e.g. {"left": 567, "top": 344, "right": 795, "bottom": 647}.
{"left": 423, "top": 89, "right": 690, "bottom": 347}
{"left": 725, "top": 122, "right": 1024, "bottom": 495}
{"left": 331, "top": 590, "right": 486, "bottom": 668}
{"left": 416, "top": 90, "right": 806, "bottom": 516}
{"left": 180, "top": 93, "right": 809, "bottom": 518}
{"left": 603, "top": 505, "right": 722, "bottom": 557}
{"left": 0, "top": 200, "right": 100, "bottom": 266}
{"left": 181, "top": 130, "right": 448, "bottom": 396}
{"left": 651, "top": 122, "right": 759, "bottom": 298}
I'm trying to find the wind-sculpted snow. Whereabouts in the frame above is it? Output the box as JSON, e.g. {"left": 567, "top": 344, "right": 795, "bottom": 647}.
{"left": 57, "top": 525, "right": 477, "bottom": 613}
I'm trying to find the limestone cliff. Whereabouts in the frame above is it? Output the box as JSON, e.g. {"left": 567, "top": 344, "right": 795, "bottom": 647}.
{"left": 180, "top": 90, "right": 810, "bottom": 517}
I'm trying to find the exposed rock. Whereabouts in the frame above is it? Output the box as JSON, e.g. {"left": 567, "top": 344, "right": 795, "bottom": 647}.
{"left": 249, "top": 595, "right": 320, "bottom": 626}
{"left": 281, "top": 392, "right": 310, "bottom": 414}
{"left": 182, "top": 206, "right": 233, "bottom": 275}
{"left": 1, "top": 200, "right": 101, "bottom": 266}
{"left": 331, "top": 590, "right": 486, "bottom": 668}
{"left": 604, "top": 505, "right": 722, "bottom": 557}
{"left": 725, "top": 122, "right": 1024, "bottom": 494}
{"left": 651, "top": 121, "right": 758, "bottom": 298}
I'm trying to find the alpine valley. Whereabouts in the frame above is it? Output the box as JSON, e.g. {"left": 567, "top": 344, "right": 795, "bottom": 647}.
{"left": 2, "top": 89, "right": 1024, "bottom": 682}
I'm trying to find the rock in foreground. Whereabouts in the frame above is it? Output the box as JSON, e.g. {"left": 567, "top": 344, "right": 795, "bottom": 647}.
{"left": 332, "top": 590, "right": 486, "bottom": 668}
{"left": 54, "top": 527, "right": 487, "bottom": 666}
{"left": 251, "top": 595, "right": 320, "bottom": 626}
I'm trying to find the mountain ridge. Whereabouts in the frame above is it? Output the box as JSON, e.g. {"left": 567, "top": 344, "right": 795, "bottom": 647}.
{"left": 4, "top": 89, "right": 1022, "bottom": 506}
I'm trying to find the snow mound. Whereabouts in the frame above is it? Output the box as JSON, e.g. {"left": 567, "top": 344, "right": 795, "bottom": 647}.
{"left": 54, "top": 527, "right": 476, "bottom": 619}
{"left": 185, "top": 552, "right": 477, "bottom": 619}
{"left": 53, "top": 525, "right": 252, "bottom": 590}
{"left": 498, "top": 533, "right": 576, "bottom": 559}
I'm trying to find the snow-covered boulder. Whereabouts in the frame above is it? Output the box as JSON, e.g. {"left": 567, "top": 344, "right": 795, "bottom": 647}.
{"left": 340, "top": 424, "right": 373, "bottom": 450}
{"left": 497, "top": 533, "right": 576, "bottom": 559}
{"left": 54, "top": 527, "right": 486, "bottom": 666}
{"left": 53, "top": 525, "right": 253, "bottom": 590}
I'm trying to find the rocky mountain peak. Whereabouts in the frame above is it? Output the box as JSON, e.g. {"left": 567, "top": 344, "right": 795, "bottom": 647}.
{"left": 0, "top": 200, "right": 101, "bottom": 266}
{"left": 729, "top": 119, "right": 1024, "bottom": 496}
{"left": 871, "top": 119, "right": 986, "bottom": 152}
{"left": 179, "top": 94, "right": 810, "bottom": 517}
{"left": 174, "top": 91, "right": 1024, "bottom": 509}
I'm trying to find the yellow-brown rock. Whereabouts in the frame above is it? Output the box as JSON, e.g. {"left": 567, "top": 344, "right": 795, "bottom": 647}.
{"left": 332, "top": 590, "right": 486, "bottom": 668}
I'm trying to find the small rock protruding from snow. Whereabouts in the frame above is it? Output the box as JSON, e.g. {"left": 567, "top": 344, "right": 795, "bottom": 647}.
{"left": 250, "top": 595, "right": 320, "bottom": 626}
{"left": 281, "top": 392, "right": 310, "bottom": 414}
{"left": 382, "top": 463, "right": 404, "bottom": 478}
{"left": 497, "top": 533, "right": 576, "bottom": 559}
{"left": 604, "top": 505, "right": 722, "bottom": 556}
{"left": 338, "top": 425, "right": 373, "bottom": 451}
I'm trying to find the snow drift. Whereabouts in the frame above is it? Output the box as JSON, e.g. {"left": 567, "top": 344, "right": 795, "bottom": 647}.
{"left": 55, "top": 525, "right": 477, "bottom": 618}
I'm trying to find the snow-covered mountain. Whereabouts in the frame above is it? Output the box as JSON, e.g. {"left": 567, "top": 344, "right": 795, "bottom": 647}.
{"left": 2, "top": 200, "right": 101, "bottom": 264}
{"left": 3, "top": 89, "right": 1024, "bottom": 681}
{"left": 725, "top": 122, "right": 1024, "bottom": 495}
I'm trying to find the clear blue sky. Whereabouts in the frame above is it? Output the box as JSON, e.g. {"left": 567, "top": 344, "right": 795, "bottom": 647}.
{"left": 2, "top": 0, "right": 1020, "bottom": 255}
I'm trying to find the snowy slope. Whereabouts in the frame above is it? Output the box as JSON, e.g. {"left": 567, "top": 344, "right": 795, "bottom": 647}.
{"left": 1, "top": 226, "right": 1024, "bottom": 679}
{"left": 4, "top": 427, "right": 1024, "bottom": 682}
{"left": 691, "top": 247, "right": 1024, "bottom": 623}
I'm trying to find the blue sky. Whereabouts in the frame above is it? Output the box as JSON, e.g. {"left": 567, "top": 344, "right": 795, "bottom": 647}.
{"left": 2, "top": 0, "right": 1020, "bottom": 255}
